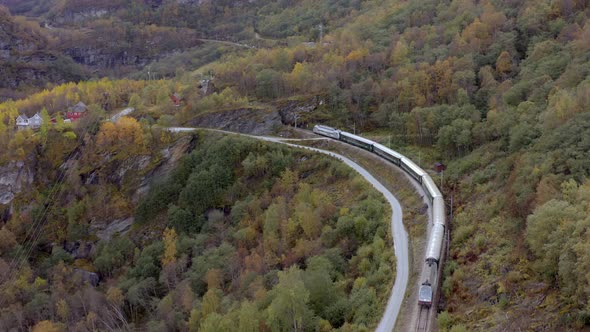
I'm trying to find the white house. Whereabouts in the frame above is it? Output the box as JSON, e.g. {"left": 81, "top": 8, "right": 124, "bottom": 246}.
{"left": 28, "top": 113, "right": 43, "bottom": 128}
{"left": 16, "top": 115, "right": 29, "bottom": 126}
{"left": 15, "top": 113, "right": 45, "bottom": 130}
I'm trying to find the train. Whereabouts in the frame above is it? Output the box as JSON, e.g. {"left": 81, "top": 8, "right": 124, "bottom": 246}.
{"left": 313, "top": 124, "right": 446, "bottom": 308}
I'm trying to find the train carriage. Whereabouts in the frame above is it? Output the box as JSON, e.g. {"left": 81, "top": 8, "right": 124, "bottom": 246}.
{"left": 339, "top": 131, "right": 374, "bottom": 151}
{"left": 373, "top": 143, "right": 403, "bottom": 166}
{"left": 432, "top": 197, "right": 445, "bottom": 226}
{"left": 400, "top": 157, "right": 426, "bottom": 184}
{"left": 313, "top": 125, "right": 340, "bottom": 139}
{"left": 425, "top": 223, "right": 445, "bottom": 265}
{"left": 422, "top": 176, "right": 442, "bottom": 203}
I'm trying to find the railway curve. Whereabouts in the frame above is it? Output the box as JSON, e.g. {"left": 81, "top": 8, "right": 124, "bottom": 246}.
{"left": 166, "top": 127, "right": 410, "bottom": 331}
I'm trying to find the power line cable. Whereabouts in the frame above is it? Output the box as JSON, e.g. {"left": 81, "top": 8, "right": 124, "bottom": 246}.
{"left": 0, "top": 116, "right": 98, "bottom": 308}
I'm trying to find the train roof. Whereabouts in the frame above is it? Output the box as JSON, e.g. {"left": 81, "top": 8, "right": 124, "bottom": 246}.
{"left": 419, "top": 283, "right": 433, "bottom": 302}
{"left": 373, "top": 143, "right": 404, "bottom": 159}
{"left": 432, "top": 197, "right": 445, "bottom": 226}
{"left": 423, "top": 176, "right": 442, "bottom": 199}
{"left": 425, "top": 223, "right": 445, "bottom": 262}
{"left": 401, "top": 157, "right": 427, "bottom": 177}
{"left": 314, "top": 125, "right": 339, "bottom": 131}
{"left": 340, "top": 131, "right": 376, "bottom": 145}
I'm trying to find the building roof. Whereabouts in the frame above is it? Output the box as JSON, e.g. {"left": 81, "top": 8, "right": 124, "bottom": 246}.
{"left": 71, "top": 101, "right": 87, "bottom": 113}
{"left": 170, "top": 93, "right": 182, "bottom": 106}
{"left": 434, "top": 162, "right": 446, "bottom": 172}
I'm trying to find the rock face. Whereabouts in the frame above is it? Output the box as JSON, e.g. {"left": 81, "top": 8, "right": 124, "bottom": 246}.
{"left": 111, "top": 155, "right": 152, "bottom": 185}
{"left": 276, "top": 100, "right": 319, "bottom": 127}
{"left": 152, "top": 135, "right": 195, "bottom": 180}
{"left": 135, "top": 135, "right": 196, "bottom": 203}
{"left": 63, "top": 240, "right": 95, "bottom": 259}
{"left": 187, "top": 108, "right": 282, "bottom": 135}
{"left": 0, "top": 8, "right": 88, "bottom": 99}
{"left": 0, "top": 12, "right": 36, "bottom": 60}
{"left": 73, "top": 268, "right": 100, "bottom": 287}
{"left": 0, "top": 161, "right": 34, "bottom": 205}
{"left": 87, "top": 135, "right": 195, "bottom": 240}
{"left": 64, "top": 47, "right": 149, "bottom": 69}
{"left": 53, "top": 9, "right": 110, "bottom": 25}
{"left": 91, "top": 217, "right": 134, "bottom": 241}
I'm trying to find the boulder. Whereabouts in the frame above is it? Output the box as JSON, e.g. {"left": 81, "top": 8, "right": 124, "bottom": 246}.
{"left": 63, "top": 241, "right": 95, "bottom": 259}
{"left": 74, "top": 268, "right": 99, "bottom": 287}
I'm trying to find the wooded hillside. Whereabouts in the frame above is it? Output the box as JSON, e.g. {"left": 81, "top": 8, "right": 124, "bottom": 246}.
{"left": 0, "top": 126, "right": 393, "bottom": 330}
{"left": 1, "top": 0, "right": 590, "bottom": 330}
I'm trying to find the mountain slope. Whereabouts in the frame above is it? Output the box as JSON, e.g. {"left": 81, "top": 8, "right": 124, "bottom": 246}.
{"left": 0, "top": 0, "right": 590, "bottom": 330}
{"left": 0, "top": 7, "right": 88, "bottom": 100}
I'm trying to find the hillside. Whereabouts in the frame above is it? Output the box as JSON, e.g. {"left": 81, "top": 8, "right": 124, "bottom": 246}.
{"left": 0, "top": 115, "right": 394, "bottom": 330}
{"left": 179, "top": 1, "right": 590, "bottom": 329}
{"left": 0, "top": 3, "right": 224, "bottom": 101}
{"left": 0, "top": 0, "right": 590, "bottom": 330}
{"left": 0, "top": 7, "right": 88, "bottom": 101}
{"left": 0, "top": 0, "right": 372, "bottom": 101}
{"left": 0, "top": 70, "right": 396, "bottom": 331}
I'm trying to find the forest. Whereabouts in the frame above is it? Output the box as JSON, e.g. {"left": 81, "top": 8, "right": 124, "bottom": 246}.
{"left": 0, "top": 0, "right": 590, "bottom": 330}
{"left": 0, "top": 106, "right": 394, "bottom": 330}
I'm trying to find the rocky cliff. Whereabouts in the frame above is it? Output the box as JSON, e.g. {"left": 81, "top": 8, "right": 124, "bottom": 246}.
{"left": 0, "top": 161, "right": 34, "bottom": 205}
{"left": 275, "top": 99, "right": 321, "bottom": 128}
{"left": 185, "top": 100, "right": 323, "bottom": 135}
{"left": 187, "top": 108, "right": 283, "bottom": 135}
{"left": 0, "top": 8, "right": 88, "bottom": 99}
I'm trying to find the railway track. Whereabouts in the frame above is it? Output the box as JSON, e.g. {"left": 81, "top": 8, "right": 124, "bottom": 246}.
{"left": 416, "top": 306, "right": 430, "bottom": 332}
{"left": 166, "top": 126, "right": 424, "bottom": 331}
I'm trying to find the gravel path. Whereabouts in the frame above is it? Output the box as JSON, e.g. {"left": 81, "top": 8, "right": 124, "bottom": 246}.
{"left": 110, "top": 107, "right": 134, "bottom": 122}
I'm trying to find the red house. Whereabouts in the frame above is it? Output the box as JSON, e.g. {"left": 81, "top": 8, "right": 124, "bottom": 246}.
{"left": 434, "top": 162, "right": 446, "bottom": 173}
{"left": 67, "top": 102, "right": 87, "bottom": 121}
{"left": 170, "top": 93, "right": 182, "bottom": 107}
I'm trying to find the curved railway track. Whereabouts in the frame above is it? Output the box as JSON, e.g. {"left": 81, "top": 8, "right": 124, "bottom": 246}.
{"left": 167, "top": 126, "right": 444, "bottom": 331}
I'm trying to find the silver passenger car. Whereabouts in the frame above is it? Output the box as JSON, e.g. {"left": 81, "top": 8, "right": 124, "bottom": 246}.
{"left": 339, "top": 131, "right": 374, "bottom": 151}
{"left": 401, "top": 157, "right": 426, "bottom": 183}
{"left": 373, "top": 143, "right": 403, "bottom": 166}
{"left": 432, "top": 197, "right": 445, "bottom": 226}
{"left": 425, "top": 223, "right": 445, "bottom": 265}
{"left": 313, "top": 125, "right": 340, "bottom": 139}
{"left": 422, "top": 175, "right": 442, "bottom": 202}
